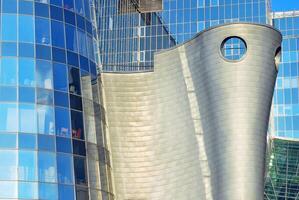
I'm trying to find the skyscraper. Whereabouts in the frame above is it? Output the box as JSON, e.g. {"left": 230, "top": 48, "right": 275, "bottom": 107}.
{"left": 0, "top": 0, "right": 112, "bottom": 199}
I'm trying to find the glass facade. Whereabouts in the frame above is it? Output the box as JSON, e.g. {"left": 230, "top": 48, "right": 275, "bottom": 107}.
{"left": 272, "top": 11, "right": 299, "bottom": 139}
{"left": 264, "top": 137, "right": 299, "bottom": 199}
{"left": 98, "top": 0, "right": 271, "bottom": 72}
{"left": 0, "top": 0, "right": 113, "bottom": 199}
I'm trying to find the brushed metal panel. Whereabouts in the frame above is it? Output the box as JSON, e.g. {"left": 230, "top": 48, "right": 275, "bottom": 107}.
{"left": 102, "top": 23, "right": 282, "bottom": 200}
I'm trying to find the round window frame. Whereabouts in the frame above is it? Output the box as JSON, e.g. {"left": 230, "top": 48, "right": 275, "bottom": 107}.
{"left": 220, "top": 36, "right": 247, "bottom": 62}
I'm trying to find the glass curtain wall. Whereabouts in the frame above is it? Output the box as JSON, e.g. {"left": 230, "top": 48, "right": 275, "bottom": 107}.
{"left": 98, "top": 0, "right": 270, "bottom": 72}
{"left": 272, "top": 12, "right": 299, "bottom": 139}
{"left": 0, "top": 0, "right": 113, "bottom": 199}
{"left": 264, "top": 137, "right": 299, "bottom": 199}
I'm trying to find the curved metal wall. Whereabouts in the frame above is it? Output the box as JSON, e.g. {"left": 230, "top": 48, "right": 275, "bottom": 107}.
{"left": 102, "top": 23, "right": 282, "bottom": 199}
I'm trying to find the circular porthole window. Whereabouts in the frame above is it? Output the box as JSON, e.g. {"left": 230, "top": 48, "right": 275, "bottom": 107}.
{"left": 221, "top": 37, "right": 247, "bottom": 61}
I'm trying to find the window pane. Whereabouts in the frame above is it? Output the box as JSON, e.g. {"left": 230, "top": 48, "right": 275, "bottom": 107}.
{"left": 35, "top": 17, "right": 51, "bottom": 45}
{"left": 64, "top": 0, "right": 74, "bottom": 11}
{"left": 19, "top": 15, "right": 34, "bottom": 43}
{"left": 2, "top": 14, "right": 17, "bottom": 41}
{"left": 74, "top": 156, "right": 87, "bottom": 185}
{"left": 56, "top": 137, "right": 72, "bottom": 153}
{"left": 19, "top": 133, "right": 36, "bottom": 150}
{"left": 0, "top": 133, "right": 16, "bottom": 149}
{"left": 69, "top": 67, "right": 81, "bottom": 95}
{"left": 75, "top": 0, "right": 84, "bottom": 15}
{"left": 51, "top": 20, "right": 65, "bottom": 48}
{"left": 36, "top": 60, "right": 53, "bottom": 89}
{"left": 53, "top": 63, "right": 68, "bottom": 91}
{"left": 37, "top": 88, "right": 54, "bottom": 105}
{"left": 55, "top": 107, "right": 71, "bottom": 137}
{"left": 0, "top": 86, "right": 17, "bottom": 101}
{"left": 19, "top": 104, "right": 37, "bottom": 133}
{"left": 1, "top": 58, "right": 17, "bottom": 86}
{"left": 0, "top": 181, "right": 17, "bottom": 198}
{"left": 0, "top": 150, "right": 17, "bottom": 180}
{"left": 57, "top": 153, "right": 74, "bottom": 184}
{"left": 19, "top": 87, "right": 35, "bottom": 103}
{"left": 59, "top": 184, "right": 75, "bottom": 200}
{"left": 37, "top": 105, "right": 55, "bottom": 135}
{"left": 18, "top": 150, "right": 37, "bottom": 181}
{"left": 0, "top": 104, "right": 17, "bottom": 132}
{"left": 66, "top": 24, "right": 78, "bottom": 52}
{"left": 39, "top": 183, "right": 58, "bottom": 200}
{"left": 38, "top": 134, "right": 55, "bottom": 151}
{"left": 19, "top": 58, "right": 35, "bottom": 87}
{"left": 38, "top": 151, "right": 57, "bottom": 183}
{"left": 19, "top": 182, "right": 38, "bottom": 199}
{"left": 71, "top": 110, "right": 84, "bottom": 139}
{"left": 77, "top": 29, "right": 87, "bottom": 57}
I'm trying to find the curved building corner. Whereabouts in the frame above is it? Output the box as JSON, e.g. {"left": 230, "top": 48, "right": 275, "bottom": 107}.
{"left": 101, "top": 23, "right": 282, "bottom": 200}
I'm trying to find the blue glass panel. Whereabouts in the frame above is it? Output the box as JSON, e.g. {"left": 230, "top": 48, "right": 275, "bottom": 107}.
{"left": 0, "top": 133, "right": 16, "bottom": 149}
{"left": 2, "top": 42, "right": 17, "bottom": 56}
{"left": 55, "top": 107, "right": 71, "bottom": 137}
{"left": 36, "top": 44, "right": 52, "bottom": 60}
{"left": 37, "top": 88, "right": 54, "bottom": 105}
{"left": 2, "top": 14, "right": 17, "bottom": 41}
{"left": 0, "top": 86, "right": 17, "bottom": 101}
{"left": 19, "top": 182, "right": 38, "bottom": 199}
{"left": 19, "top": 0, "right": 34, "bottom": 15}
{"left": 64, "top": 0, "right": 74, "bottom": 11}
{"left": 83, "top": 0, "right": 90, "bottom": 19}
{"left": 19, "top": 43, "right": 35, "bottom": 57}
{"left": 19, "top": 87, "right": 35, "bottom": 103}
{"left": 75, "top": 0, "right": 84, "bottom": 16}
{"left": 19, "top": 58, "right": 35, "bottom": 87}
{"left": 39, "top": 183, "right": 58, "bottom": 200}
{"left": 54, "top": 91, "right": 69, "bottom": 108}
{"left": 56, "top": 136, "right": 72, "bottom": 153}
{"left": 38, "top": 152, "right": 57, "bottom": 183}
{"left": 37, "top": 105, "right": 55, "bottom": 135}
{"left": 19, "top": 104, "right": 37, "bottom": 133}
{"left": 38, "top": 134, "right": 55, "bottom": 151}
{"left": 19, "top": 133, "right": 36, "bottom": 150}
{"left": 50, "top": 5, "right": 63, "bottom": 21}
{"left": 64, "top": 9, "right": 76, "bottom": 25}
{"left": 0, "top": 182, "right": 17, "bottom": 198}
{"left": 35, "top": 2, "right": 49, "bottom": 18}
{"left": 36, "top": 60, "right": 53, "bottom": 89}
{"left": 51, "top": 0, "right": 63, "bottom": 6}
{"left": 51, "top": 20, "right": 65, "bottom": 48}
{"left": 294, "top": 116, "right": 299, "bottom": 130}
{"left": 19, "top": 15, "right": 34, "bottom": 43}
{"left": 57, "top": 153, "right": 74, "bottom": 184}
{"left": 52, "top": 47, "right": 66, "bottom": 63}
{"left": 0, "top": 150, "right": 17, "bottom": 180}
{"left": 59, "top": 184, "right": 75, "bottom": 200}
{"left": 66, "top": 24, "right": 78, "bottom": 52}
{"left": 67, "top": 51, "right": 79, "bottom": 67}
{"left": 77, "top": 29, "right": 87, "bottom": 57}
{"left": 19, "top": 150, "right": 37, "bottom": 181}
{"left": 35, "top": 17, "right": 51, "bottom": 45}
{"left": 0, "top": 58, "right": 17, "bottom": 86}
{"left": 2, "top": 0, "right": 17, "bottom": 13}
{"left": 54, "top": 63, "right": 68, "bottom": 92}
{"left": 76, "top": 15, "right": 85, "bottom": 30}
{"left": 0, "top": 104, "right": 17, "bottom": 132}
